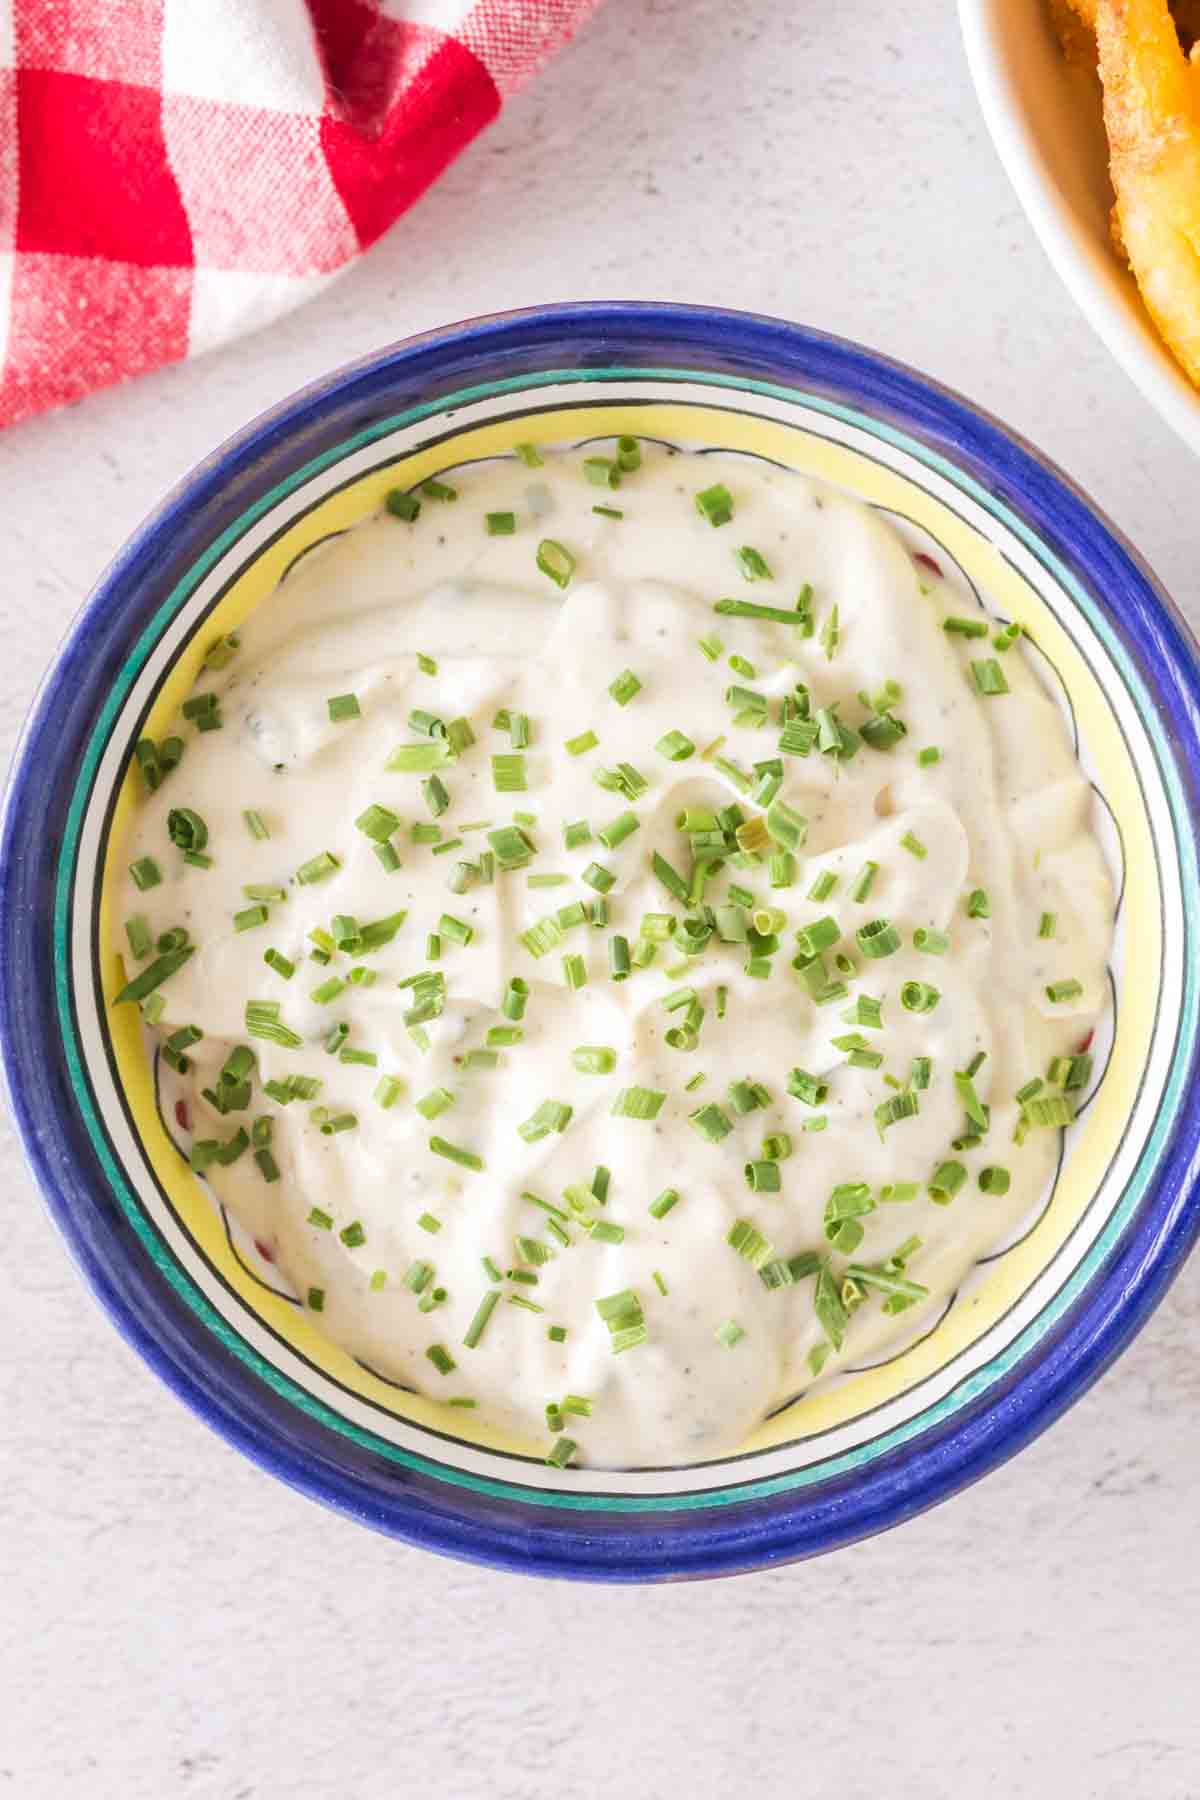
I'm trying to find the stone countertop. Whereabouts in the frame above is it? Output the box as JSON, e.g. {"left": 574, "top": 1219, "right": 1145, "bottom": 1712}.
{"left": 2, "top": 1, "right": 1197, "bottom": 1795}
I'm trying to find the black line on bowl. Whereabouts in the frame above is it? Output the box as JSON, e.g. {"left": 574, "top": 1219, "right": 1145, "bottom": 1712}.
{"left": 870, "top": 503, "right": 988, "bottom": 614}
{"left": 843, "top": 1288, "right": 960, "bottom": 1374}
{"left": 977, "top": 1133, "right": 1067, "bottom": 1265}
{"left": 220, "top": 1205, "right": 301, "bottom": 1306}
{"left": 1072, "top": 963, "right": 1119, "bottom": 1123}
{"left": 1090, "top": 780, "right": 1127, "bottom": 920}
{"left": 278, "top": 528, "right": 351, "bottom": 587}
{"left": 354, "top": 1356, "right": 417, "bottom": 1396}
{"left": 151, "top": 1046, "right": 301, "bottom": 1306}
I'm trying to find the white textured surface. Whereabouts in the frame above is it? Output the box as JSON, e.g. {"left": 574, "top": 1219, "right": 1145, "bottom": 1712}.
{"left": 2, "top": 1, "right": 1198, "bottom": 1794}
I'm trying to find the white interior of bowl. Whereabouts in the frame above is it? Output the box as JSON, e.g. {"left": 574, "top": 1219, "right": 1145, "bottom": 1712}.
{"left": 959, "top": 0, "right": 1200, "bottom": 457}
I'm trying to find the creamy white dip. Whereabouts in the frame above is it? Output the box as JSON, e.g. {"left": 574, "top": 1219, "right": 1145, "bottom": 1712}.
{"left": 116, "top": 443, "right": 1113, "bottom": 1467}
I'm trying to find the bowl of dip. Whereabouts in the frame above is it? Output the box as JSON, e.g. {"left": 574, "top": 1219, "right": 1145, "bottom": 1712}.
{"left": 3, "top": 303, "right": 1199, "bottom": 1581}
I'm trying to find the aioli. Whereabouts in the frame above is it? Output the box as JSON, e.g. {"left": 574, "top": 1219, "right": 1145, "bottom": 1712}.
{"left": 116, "top": 445, "right": 1114, "bottom": 1467}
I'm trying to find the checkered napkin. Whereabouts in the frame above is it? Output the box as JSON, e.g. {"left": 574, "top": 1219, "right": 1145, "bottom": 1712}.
{"left": 0, "top": 0, "right": 600, "bottom": 429}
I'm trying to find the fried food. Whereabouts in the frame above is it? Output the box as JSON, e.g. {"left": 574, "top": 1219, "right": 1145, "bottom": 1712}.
{"left": 1049, "top": 0, "right": 1099, "bottom": 65}
{"left": 1094, "top": 0, "right": 1200, "bottom": 384}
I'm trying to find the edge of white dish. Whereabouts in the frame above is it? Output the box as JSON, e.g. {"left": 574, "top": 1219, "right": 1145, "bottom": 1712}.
{"left": 958, "top": 0, "right": 1200, "bottom": 457}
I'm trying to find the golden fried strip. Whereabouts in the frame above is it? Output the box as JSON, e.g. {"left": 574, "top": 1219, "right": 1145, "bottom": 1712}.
{"left": 1096, "top": 0, "right": 1200, "bottom": 385}
{"left": 1050, "top": 0, "right": 1099, "bottom": 65}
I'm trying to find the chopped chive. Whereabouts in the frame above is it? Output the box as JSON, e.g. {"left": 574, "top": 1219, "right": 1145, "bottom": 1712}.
{"left": 536, "top": 539, "right": 576, "bottom": 589}
{"left": 615, "top": 436, "right": 641, "bottom": 472}
{"left": 408, "top": 708, "right": 447, "bottom": 741}
{"left": 564, "top": 730, "right": 598, "bottom": 757}
{"left": 971, "top": 658, "right": 1010, "bottom": 696}
{"left": 307, "top": 1286, "right": 326, "bottom": 1312}
{"left": 572, "top": 1046, "right": 616, "bottom": 1075}
{"left": 994, "top": 621, "right": 1023, "bottom": 652}
{"left": 611, "top": 1086, "right": 665, "bottom": 1120}
{"left": 914, "top": 926, "right": 950, "bottom": 955}
{"left": 422, "top": 773, "right": 450, "bottom": 817}
{"left": 929, "top": 1160, "right": 967, "bottom": 1204}
{"left": 514, "top": 442, "right": 543, "bottom": 468}
{"left": 917, "top": 746, "right": 942, "bottom": 767}
{"left": 517, "top": 1100, "right": 573, "bottom": 1142}
{"left": 808, "top": 870, "right": 837, "bottom": 902}
{"left": 735, "top": 545, "right": 772, "bottom": 582}
{"left": 857, "top": 918, "right": 901, "bottom": 958}
{"left": 112, "top": 945, "right": 194, "bottom": 1007}
{"left": 130, "top": 855, "right": 162, "bottom": 891}
{"left": 690, "top": 1101, "right": 732, "bottom": 1142}
{"left": 715, "top": 1319, "right": 745, "bottom": 1348}
{"left": 1038, "top": 911, "right": 1057, "bottom": 939}
{"left": 385, "top": 489, "right": 420, "bottom": 521}
{"left": 979, "top": 1166, "right": 1010, "bottom": 1194}
{"left": 438, "top": 913, "right": 473, "bottom": 948}
{"left": 167, "top": 808, "right": 208, "bottom": 853}
{"left": 429, "top": 1135, "right": 483, "bottom": 1171}
{"left": 426, "top": 1344, "right": 457, "bottom": 1376}
{"left": 125, "top": 915, "right": 153, "bottom": 960}
{"left": 850, "top": 861, "right": 878, "bottom": 903}
{"left": 787, "top": 1068, "right": 828, "bottom": 1106}
{"left": 562, "top": 952, "right": 587, "bottom": 990}
{"left": 842, "top": 994, "right": 884, "bottom": 1029}
{"left": 385, "top": 741, "right": 449, "bottom": 773}
{"left": 795, "top": 915, "right": 839, "bottom": 958}
{"left": 487, "top": 824, "right": 535, "bottom": 870}
{"left": 744, "top": 1160, "right": 781, "bottom": 1192}
{"left": 609, "top": 935, "right": 631, "bottom": 980}
{"left": 608, "top": 669, "right": 642, "bottom": 706}
{"left": 584, "top": 455, "right": 620, "bottom": 490}
{"left": 295, "top": 850, "right": 340, "bottom": 886}
{"left": 1024, "top": 1093, "right": 1075, "bottom": 1127}
{"left": 564, "top": 820, "right": 592, "bottom": 851}
{"left": 491, "top": 752, "right": 527, "bottom": 794}
{"left": 943, "top": 615, "right": 989, "bottom": 638}
{"left": 485, "top": 510, "right": 516, "bottom": 536}
{"left": 649, "top": 1188, "right": 681, "bottom": 1219}
{"left": 1045, "top": 978, "right": 1083, "bottom": 1003}
{"left": 820, "top": 605, "right": 840, "bottom": 660}
{"left": 327, "top": 693, "right": 361, "bottom": 722}
{"left": 900, "top": 831, "right": 927, "bottom": 859}
{"left": 234, "top": 904, "right": 270, "bottom": 933}
{"left": 655, "top": 729, "right": 696, "bottom": 761}
{"left": 696, "top": 483, "right": 733, "bottom": 526}
{"left": 598, "top": 811, "right": 639, "bottom": 850}
{"left": 501, "top": 977, "right": 529, "bottom": 1021}
{"left": 697, "top": 633, "right": 724, "bottom": 662}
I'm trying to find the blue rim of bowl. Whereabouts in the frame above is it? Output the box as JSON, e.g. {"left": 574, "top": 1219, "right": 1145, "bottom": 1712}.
{"left": 3, "top": 302, "right": 1200, "bottom": 1581}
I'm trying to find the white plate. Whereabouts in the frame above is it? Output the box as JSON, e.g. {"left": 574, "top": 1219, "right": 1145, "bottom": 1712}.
{"left": 959, "top": 0, "right": 1200, "bottom": 456}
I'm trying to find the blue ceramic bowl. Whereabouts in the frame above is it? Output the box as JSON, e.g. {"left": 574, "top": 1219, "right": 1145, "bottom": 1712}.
{"left": 4, "top": 303, "right": 1200, "bottom": 1581}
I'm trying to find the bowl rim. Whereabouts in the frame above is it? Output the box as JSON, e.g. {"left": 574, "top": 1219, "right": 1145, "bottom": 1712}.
{"left": 957, "top": 0, "right": 1200, "bottom": 458}
{"left": 4, "top": 300, "right": 1200, "bottom": 1581}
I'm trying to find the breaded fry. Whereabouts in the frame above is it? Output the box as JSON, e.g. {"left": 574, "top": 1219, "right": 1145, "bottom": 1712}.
{"left": 1049, "top": 0, "right": 1099, "bottom": 64}
{"left": 1095, "top": 0, "right": 1200, "bottom": 384}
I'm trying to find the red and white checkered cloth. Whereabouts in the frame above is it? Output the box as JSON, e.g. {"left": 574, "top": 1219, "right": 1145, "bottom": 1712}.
{"left": 0, "top": 0, "right": 601, "bottom": 429}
